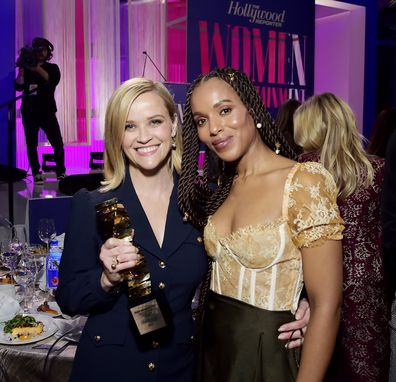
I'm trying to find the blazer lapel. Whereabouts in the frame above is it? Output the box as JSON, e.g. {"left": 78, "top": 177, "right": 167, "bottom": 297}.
{"left": 116, "top": 169, "right": 195, "bottom": 259}
{"left": 160, "top": 173, "right": 194, "bottom": 258}
{"left": 117, "top": 168, "right": 160, "bottom": 257}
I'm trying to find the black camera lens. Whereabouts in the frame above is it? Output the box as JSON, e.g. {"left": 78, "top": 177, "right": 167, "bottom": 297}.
{"left": 16, "top": 47, "right": 38, "bottom": 68}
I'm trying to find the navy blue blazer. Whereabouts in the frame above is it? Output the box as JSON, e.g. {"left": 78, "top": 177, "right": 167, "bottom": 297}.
{"left": 56, "top": 171, "right": 208, "bottom": 382}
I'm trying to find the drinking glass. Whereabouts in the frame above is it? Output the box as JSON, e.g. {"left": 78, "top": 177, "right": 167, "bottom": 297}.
{"left": 1, "top": 251, "right": 19, "bottom": 282}
{"left": 14, "top": 257, "right": 36, "bottom": 313}
{"left": 0, "top": 226, "right": 12, "bottom": 253}
{"left": 27, "top": 246, "right": 47, "bottom": 301}
{"left": 38, "top": 218, "right": 56, "bottom": 252}
{"left": 13, "top": 224, "right": 27, "bottom": 245}
{"left": 9, "top": 238, "right": 24, "bottom": 256}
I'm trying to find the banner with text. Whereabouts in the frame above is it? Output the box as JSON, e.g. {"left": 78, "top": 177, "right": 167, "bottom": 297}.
{"left": 163, "top": 82, "right": 189, "bottom": 123}
{"left": 187, "top": 0, "right": 315, "bottom": 116}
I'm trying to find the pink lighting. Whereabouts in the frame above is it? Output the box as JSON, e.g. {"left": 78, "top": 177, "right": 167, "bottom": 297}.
{"left": 16, "top": 117, "right": 104, "bottom": 176}
{"left": 14, "top": 0, "right": 366, "bottom": 176}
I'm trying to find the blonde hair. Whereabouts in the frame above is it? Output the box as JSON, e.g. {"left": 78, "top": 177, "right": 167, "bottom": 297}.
{"left": 293, "top": 92, "right": 373, "bottom": 200}
{"left": 100, "top": 78, "right": 182, "bottom": 192}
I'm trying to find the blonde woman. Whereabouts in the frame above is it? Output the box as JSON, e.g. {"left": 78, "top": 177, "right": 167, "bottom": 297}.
{"left": 294, "top": 92, "right": 390, "bottom": 382}
{"left": 56, "top": 78, "right": 208, "bottom": 381}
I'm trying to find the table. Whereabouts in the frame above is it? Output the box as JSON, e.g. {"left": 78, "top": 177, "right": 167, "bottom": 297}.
{"left": 0, "top": 331, "right": 76, "bottom": 382}
{"left": 0, "top": 285, "right": 82, "bottom": 382}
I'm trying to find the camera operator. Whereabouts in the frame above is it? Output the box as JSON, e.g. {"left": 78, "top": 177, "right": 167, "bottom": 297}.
{"left": 15, "top": 37, "right": 66, "bottom": 184}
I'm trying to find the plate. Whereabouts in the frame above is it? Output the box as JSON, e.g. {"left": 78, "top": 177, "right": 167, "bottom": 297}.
{"left": 33, "top": 301, "right": 61, "bottom": 317}
{"left": 0, "top": 313, "right": 58, "bottom": 345}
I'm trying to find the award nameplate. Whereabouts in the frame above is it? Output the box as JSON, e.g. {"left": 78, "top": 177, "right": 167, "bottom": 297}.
{"left": 130, "top": 299, "right": 167, "bottom": 335}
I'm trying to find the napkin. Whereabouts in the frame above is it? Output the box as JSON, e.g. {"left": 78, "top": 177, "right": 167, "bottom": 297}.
{"left": 54, "top": 315, "right": 87, "bottom": 342}
{"left": 0, "top": 291, "right": 20, "bottom": 321}
{"left": 55, "top": 233, "right": 65, "bottom": 249}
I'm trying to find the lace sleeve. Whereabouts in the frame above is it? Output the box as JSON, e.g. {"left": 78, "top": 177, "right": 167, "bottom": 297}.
{"left": 287, "top": 162, "right": 344, "bottom": 248}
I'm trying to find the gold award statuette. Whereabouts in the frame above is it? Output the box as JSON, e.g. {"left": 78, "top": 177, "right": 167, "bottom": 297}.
{"left": 95, "top": 198, "right": 167, "bottom": 336}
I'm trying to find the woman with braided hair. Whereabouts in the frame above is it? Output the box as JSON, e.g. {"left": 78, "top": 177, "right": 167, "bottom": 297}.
{"left": 178, "top": 67, "right": 344, "bottom": 382}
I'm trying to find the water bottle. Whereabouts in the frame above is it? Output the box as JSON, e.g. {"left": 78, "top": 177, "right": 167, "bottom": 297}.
{"left": 46, "top": 239, "right": 62, "bottom": 289}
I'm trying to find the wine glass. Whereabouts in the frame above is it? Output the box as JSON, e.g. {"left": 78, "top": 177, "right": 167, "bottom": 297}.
{"left": 13, "top": 224, "right": 27, "bottom": 245}
{"left": 0, "top": 226, "right": 12, "bottom": 253}
{"left": 27, "top": 245, "right": 47, "bottom": 301}
{"left": 1, "top": 251, "right": 19, "bottom": 282}
{"left": 14, "top": 257, "right": 36, "bottom": 313}
{"left": 38, "top": 218, "right": 56, "bottom": 252}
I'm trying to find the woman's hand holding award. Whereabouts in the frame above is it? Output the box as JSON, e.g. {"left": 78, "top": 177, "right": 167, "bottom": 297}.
{"left": 96, "top": 198, "right": 169, "bottom": 342}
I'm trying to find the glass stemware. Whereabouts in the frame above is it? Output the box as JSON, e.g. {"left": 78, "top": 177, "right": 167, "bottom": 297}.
{"left": 1, "top": 252, "right": 19, "bottom": 282}
{"left": 38, "top": 218, "right": 56, "bottom": 252}
{"left": 14, "top": 257, "right": 36, "bottom": 313}
{"left": 27, "top": 246, "right": 47, "bottom": 302}
{"left": 12, "top": 224, "right": 27, "bottom": 246}
{"left": 0, "top": 226, "right": 12, "bottom": 253}
{"left": 9, "top": 238, "right": 24, "bottom": 256}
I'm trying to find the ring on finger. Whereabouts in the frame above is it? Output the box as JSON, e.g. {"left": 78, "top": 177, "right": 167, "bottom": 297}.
{"left": 111, "top": 256, "right": 119, "bottom": 270}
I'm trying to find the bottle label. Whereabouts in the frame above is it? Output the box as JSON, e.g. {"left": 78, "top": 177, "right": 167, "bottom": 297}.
{"left": 129, "top": 299, "right": 167, "bottom": 335}
{"left": 46, "top": 257, "right": 60, "bottom": 288}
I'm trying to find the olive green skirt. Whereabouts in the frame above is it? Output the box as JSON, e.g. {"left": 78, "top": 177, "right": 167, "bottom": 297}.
{"left": 197, "top": 291, "right": 300, "bottom": 382}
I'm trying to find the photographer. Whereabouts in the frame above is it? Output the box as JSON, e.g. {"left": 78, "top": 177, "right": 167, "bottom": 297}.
{"left": 15, "top": 37, "right": 66, "bottom": 184}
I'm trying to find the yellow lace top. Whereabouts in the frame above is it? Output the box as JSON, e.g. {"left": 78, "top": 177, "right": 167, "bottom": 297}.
{"left": 204, "top": 162, "right": 344, "bottom": 313}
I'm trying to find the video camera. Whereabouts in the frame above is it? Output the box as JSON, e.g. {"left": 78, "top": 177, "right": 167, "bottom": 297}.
{"left": 15, "top": 46, "right": 42, "bottom": 68}
{"left": 16, "top": 38, "right": 53, "bottom": 69}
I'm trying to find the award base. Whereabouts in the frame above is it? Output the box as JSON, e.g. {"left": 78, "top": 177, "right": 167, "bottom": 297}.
{"left": 128, "top": 293, "right": 173, "bottom": 349}
{"left": 130, "top": 298, "right": 167, "bottom": 335}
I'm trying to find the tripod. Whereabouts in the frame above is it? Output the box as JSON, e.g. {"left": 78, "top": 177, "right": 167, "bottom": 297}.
{"left": 0, "top": 92, "right": 30, "bottom": 225}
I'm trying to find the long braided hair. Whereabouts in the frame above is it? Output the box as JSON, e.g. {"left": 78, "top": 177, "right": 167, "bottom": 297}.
{"left": 178, "top": 67, "right": 297, "bottom": 229}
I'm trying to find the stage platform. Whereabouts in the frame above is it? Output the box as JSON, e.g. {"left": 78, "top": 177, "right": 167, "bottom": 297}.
{"left": 0, "top": 169, "right": 103, "bottom": 244}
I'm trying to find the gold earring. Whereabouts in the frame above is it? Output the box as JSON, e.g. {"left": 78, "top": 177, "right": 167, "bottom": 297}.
{"left": 256, "top": 122, "right": 262, "bottom": 129}
{"left": 182, "top": 212, "right": 189, "bottom": 222}
{"left": 275, "top": 142, "right": 281, "bottom": 155}
{"left": 227, "top": 71, "right": 235, "bottom": 82}
{"left": 171, "top": 137, "right": 176, "bottom": 149}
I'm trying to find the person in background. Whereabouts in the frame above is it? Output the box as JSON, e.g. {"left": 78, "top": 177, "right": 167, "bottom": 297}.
{"left": 275, "top": 98, "right": 303, "bottom": 155}
{"left": 179, "top": 67, "right": 344, "bottom": 382}
{"left": 15, "top": 37, "right": 66, "bottom": 184}
{"left": 56, "top": 78, "right": 309, "bottom": 381}
{"left": 381, "top": 130, "right": 396, "bottom": 382}
{"left": 367, "top": 107, "right": 396, "bottom": 158}
{"left": 294, "top": 92, "right": 390, "bottom": 382}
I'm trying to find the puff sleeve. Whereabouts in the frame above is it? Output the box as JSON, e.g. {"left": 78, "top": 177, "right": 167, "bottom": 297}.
{"left": 287, "top": 162, "right": 344, "bottom": 249}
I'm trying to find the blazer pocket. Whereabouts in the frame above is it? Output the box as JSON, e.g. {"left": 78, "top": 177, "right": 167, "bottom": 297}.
{"left": 84, "top": 311, "right": 129, "bottom": 347}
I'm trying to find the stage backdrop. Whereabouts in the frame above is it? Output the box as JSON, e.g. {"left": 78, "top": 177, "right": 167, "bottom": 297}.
{"left": 187, "top": 0, "right": 315, "bottom": 116}
{"left": 163, "top": 82, "right": 189, "bottom": 124}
